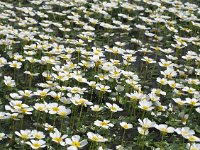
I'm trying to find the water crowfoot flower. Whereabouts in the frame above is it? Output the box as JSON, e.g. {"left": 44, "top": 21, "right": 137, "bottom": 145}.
{"left": 94, "top": 120, "right": 114, "bottom": 129}
{"left": 138, "top": 100, "right": 154, "bottom": 111}
{"left": 49, "top": 129, "right": 67, "bottom": 146}
{"left": 138, "top": 118, "right": 155, "bottom": 135}
{"left": 0, "top": 0, "right": 199, "bottom": 149}
{"left": 105, "top": 102, "right": 123, "bottom": 119}
{"left": 4, "top": 76, "right": 16, "bottom": 87}
{"left": 15, "top": 130, "right": 32, "bottom": 141}
{"left": 26, "top": 140, "right": 46, "bottom": 149}
{"left": 154, "top": 124, "right": 175, "bottom": 135}
{"left": 87, "top": 132, "right": 108, "bottom": 142}
{"left": 186, "top": 143, "right": 200, "bottom": 150}
{"left": 120, "top": 122, "right": 133, "bottom": 130}
{"left": 120, "top": 122, "right": 133, "bottom": 145}
{"left": 65, "top": 135, "right": 88, "bottom": 150}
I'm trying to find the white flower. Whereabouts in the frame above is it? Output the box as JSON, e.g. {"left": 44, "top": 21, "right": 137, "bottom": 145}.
{"left": 116, "top": 145, "right": 126, "bottom": 150}
{"left": 186, "top": 143, "right": 200, "bottom": 150}
{"left": 172, "top": 98, "right": 186, "bottom": 106}
{"left": 185, "top": 135, "right": 200, "bottom": 142}
{"left": 9, "top": 61, "right": 22, "bottom": 69}
{"left": 138, "top": 100, "right": 154, "bottom": 111}
{"left": 0, "top": 112, "right": 8, "bottom": 120}
{"left": 31, "top": 130, "right": 45, "bottom": 140}
{"left": 158, "top": 59, "right": 173, "bottom": 68}
{"left": 43, "top": 123, "right": 55, "bottom": 132}
{"left": 179, "top": 112, "right": 189, "bottom": 125}
{"left": 138, "top": 118, "right": 155, "bottom": 129}
{"left": 96, "top": 84, "right": 111, "bottom": 92}
{"left": 15, "top": 130, "right": 32, "bottom": 140}
{"left": 148, "top": 93, "right": 160, "bottom": 102}
{"left": 151, "top": 88, "right": 166, "bottom": 96}
{"left": 26, "top": 140, "right": 46, "bottom": 149}
{"left": 185, "top": 98, "right": 200, "bottom": 106}
{"left": 65, "top": 135, "right": 88, "bottom": 150}
{"left": 126, "top": 92, "right": 143, "bottom": 102}
{"left": 141, "top": 56, "right": 156, "bottom": 64}
{"left": 19, "top": 106, "right": 33, "bottom": 115}
{"left": 18, "top": 90, "right": 33, "bottom": 98}
{"left": 175, "top": 127, "right": 195, "bottom": 137}
{"left": 156, "top": 77, "right": 168, "bottom": 85}
{"left": 34, "top": 89, "right": 50, "bottom": 98}
{"left": 167, "top": 80, "right": 182, "bottom": 89}
{"left": 70, "top": 94, "right": 93, "bottom": 107}
{"left": 87, "top": 132, "right": 108, "bottom": 142}
{"left": 154, "top": 124, "right": 174, "bottom": 134}
{"left": 94, "top": 120, "right": 114, "bottom": 129}
{"left": 48, "top": 103, "right": 70, "bottom": 115}
{"left": 34, "top": 103, "right": 48, "bottom": 112}
{"left": 105, "top": 103, "right": 123, "bottom": 112}
{"left": 120, "top": 122, "right": 133, "bottom": 129}
{"left": 10, "top": 93, "right": 22, "bottom": 99}
{"left": 0, "top": 57, "right": 7, "bottom": 67}
{"left": 90, "top": 105, "right": 104, "bottom": 112}
{"left": 137, "top": 127, "right": 149, "bottom": 135}
{"left": 57, "top": 107, "right": 71, "bottom": 117}
{"left": 161, "top": 68, "right": 177, "bottom": 79}
{"left": 50, "top": 129, "right": 67, "bottom": 146}
{"left": 67, "top": 87, "right": 87, "bottom": 94}
{"left": 4, "top": 76, "right": 16, "bottom": 87}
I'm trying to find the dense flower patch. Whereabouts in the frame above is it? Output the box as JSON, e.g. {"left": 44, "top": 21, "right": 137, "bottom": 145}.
{"left": 0, "top": 0, "right": 199, "bottom": 149}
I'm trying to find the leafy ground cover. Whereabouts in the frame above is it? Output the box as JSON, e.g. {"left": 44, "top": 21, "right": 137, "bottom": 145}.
{"left": 0, "top": 0, "right": 199, "bottom": 149}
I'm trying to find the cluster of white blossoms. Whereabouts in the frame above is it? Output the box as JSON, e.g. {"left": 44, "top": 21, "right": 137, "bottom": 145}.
{"left": 0, "top": 0, "right": 199, "bottom": 149}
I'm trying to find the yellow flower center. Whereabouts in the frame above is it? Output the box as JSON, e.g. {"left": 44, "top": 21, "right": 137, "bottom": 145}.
{"left": 40, "top": 92, "right": 47, "bottom": 97}
{"left": 24, "top": 93, "right": 30, "bottom": 97}
{"left": 123, "top": 124, "right": 129, "bottom": 129}
{"left": 100, "top": 121, "right": 108, "bottom": 126}
{"left": 32, "top": 143, "right": 41, "bottom": 148}
{"left": 188, "top": 136, "right": 196, "bottom": 141}
{"left": 72, "top": 141, "right": 81, "bottom": 147}
{"left": 21, "top": 109, "right": 28, "bottom": 113}
{"left": 142, "top": 106, "right": 149, "bottom": 111}
{"left": 52, "top": 107, "right": 59, "bottom": 112}
{"left": 191, "top": 147, "right": 198, "bottom": 150}
{"left": 79, "top": 99, "right": 86, "bottom": 105}
{"left": 16, "top": 103, "right": 22, "bottom": 107}
{"left": 38, "top": 107, "right": 43, "bottom": 111}
{"left": 21, "top": 134, "right": 29, "bottom": 140}
{"left": 182, "top": 131, "right": 188, "bottom": 135}
{"left": 92, "top": 136, "right": 100, "bottom": 141}
{"left": 35, "top": 134, "right": 42, "bottom": 139}
{"left": 54, "top": 137, "right": 62, "bottom": 143}
{"left": 191, "top": 101, "right": 196, "bottom": 106}
{"left": 110, "top": 107, "right": 117, "bottom": 111}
